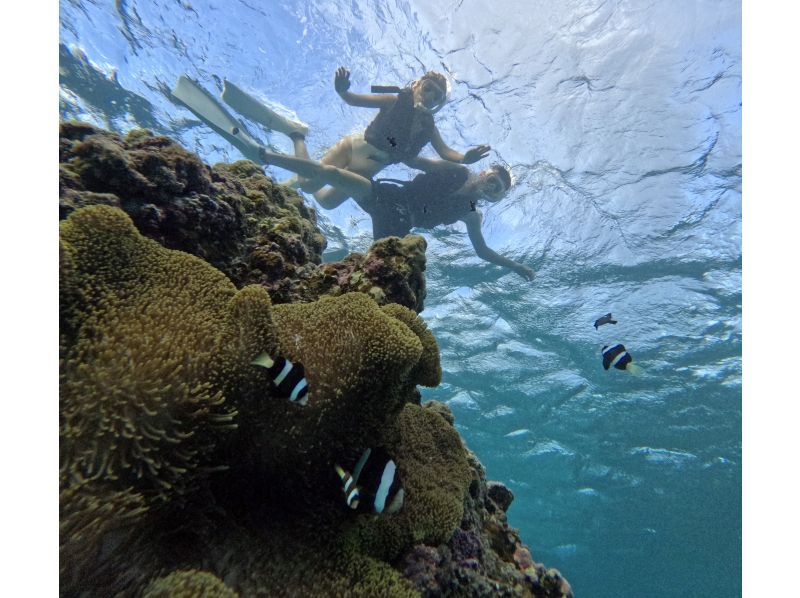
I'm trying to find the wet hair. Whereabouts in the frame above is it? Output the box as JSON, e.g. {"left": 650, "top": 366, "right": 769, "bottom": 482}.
{"left": 489, "top": 164, "right": 512, "bottom": 190}
{"left": 420, "top": 71, "right": 448, "bottom": 93}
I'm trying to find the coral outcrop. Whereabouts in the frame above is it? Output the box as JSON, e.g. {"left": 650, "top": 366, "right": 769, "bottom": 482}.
{"left": 399, "top": 403, "right": 574, "bottom": 598}
{"left": 142, "top": 570, "right": 239, "bottom": 598}
{"left": 59, "top": 121, "right": 425, "bottom": 311}
{"left": 58, "top": 123, "right": 571, "bottom": 597}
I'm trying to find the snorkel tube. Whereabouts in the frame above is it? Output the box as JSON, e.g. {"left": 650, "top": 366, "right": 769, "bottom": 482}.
{"left": 370, "top": 85, "right": 403, "bottom": 93}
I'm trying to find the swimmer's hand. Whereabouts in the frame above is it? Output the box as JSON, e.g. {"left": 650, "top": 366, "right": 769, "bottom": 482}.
{"left": 513, "top": 264, "right": 535, "bottom": 281}
{"left": 335, "top": 67, "right": 351, "bottom": 94}
{"left": 462, "top": 144, "right": 491, "bottom": 164}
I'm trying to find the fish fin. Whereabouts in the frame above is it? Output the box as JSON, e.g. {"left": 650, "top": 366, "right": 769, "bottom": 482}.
{"left": 386, "top": 487, "right": 405, "bottom": 514}
{"left": 251, "top": 352, "right": 275, "bottom": 368}
{"left": 352, "top": 448, "right": 371, "bottom": 485}
{"left": 626, "top": 364, "right": 644, "bottom": 376}
{"left": 610, "top": 319, "right": 618, "bottom": 325}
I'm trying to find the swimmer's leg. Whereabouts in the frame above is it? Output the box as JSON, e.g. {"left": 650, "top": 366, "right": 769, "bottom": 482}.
{"left": 261, "top": 149, "right": 371, "bottom": 204}
{"left": 312, "top": 157, "right": 386, "bottom": 208}
{"left": 280, "top": 135, "right": 354, "bottom": 192}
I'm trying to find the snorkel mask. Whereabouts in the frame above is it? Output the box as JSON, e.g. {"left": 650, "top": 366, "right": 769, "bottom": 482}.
{"left": 371, "top": 72, "right": 450, "bottom": 114}
{"left": 481, "top": 164, "right": 513, "bottom": 200}
{"left": 414, "top": 74, "right": 449, "bottom": 113}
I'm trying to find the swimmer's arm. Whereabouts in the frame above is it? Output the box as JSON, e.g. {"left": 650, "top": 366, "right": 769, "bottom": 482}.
{"left": 429, "top": 127, "right": 466, "bottom": 162}
{"left": 338, "top": 91, "right": 397, "bottom": 108}
{"left": 462, "top": 211, "right": 535, "bottom": 280}
{"left": 430, "top": 127, "right": 491, "bottom": 164}
{"left": 334, "top": 66, "right": 395, "bottom": 108}
{"left": 404, "top": 156, "right": 466, "bottom": 173}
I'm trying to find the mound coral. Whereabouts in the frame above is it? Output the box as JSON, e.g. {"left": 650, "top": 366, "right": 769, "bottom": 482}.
{"left": 220, "top": 293, "right": 440, "bottom": 515}
{"left": 381, "top": 303, "right": 441, "bottom": 387}
{"left": 142, "top": 570, "right": 239, "bottom": 598}
{"left": 60, "top": 205, "right": 279, "bottom": 593}
{"left": 58, "top": 124, "right": 572, "bottom": 597}
{"left": 310, "top": 235, "right": 428, "bottom": 311}
{"left": 346, "top": 403, "right": 472, "bottom": 562}
{"left": 59, "top": 122, "right": 325, "bottom": 292}
{"left": 398, "top": 402, "right": 575, "bottom": 598}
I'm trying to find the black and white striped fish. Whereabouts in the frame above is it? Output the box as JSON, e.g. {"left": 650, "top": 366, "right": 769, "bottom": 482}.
{"left": 601, "top": 343, "right": 643, "bottom": 375}
{"left": 335, "top": 448, "right": 405, "bottom": 514}
{"left": 252, "top": 352, "right": 309, "bottom": 405}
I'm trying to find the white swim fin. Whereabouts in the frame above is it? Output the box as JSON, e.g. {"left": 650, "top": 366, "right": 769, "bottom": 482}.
{"left": 171, "top": 75, "right": 264, "bottom": 164}
{"left": 222, "top": 79, "right": 309, "bottom": 138}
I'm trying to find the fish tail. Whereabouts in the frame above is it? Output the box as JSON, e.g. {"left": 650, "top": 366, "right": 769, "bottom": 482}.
{"left": 251, "top": 352, "right": 275, "bottom": 368}
{"left": 626, "top": 363, "right": 644, "bottom": 376}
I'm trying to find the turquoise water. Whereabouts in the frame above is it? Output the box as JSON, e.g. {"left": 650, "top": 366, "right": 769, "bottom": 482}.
{"left": 59, "top": 1, "right": 741, "bottom": 596}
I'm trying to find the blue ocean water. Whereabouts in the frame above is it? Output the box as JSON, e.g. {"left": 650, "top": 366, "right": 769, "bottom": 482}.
{"left": 59, "top": 1, "right": 742, "bottom": 596}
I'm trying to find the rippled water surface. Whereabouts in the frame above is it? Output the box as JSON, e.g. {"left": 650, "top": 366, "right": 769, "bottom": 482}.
{"left": 59, "top": 1, "right": 742, "bottom": 595}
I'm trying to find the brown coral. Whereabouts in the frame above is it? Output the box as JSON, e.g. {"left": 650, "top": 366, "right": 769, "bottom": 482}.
{"left": 221, "top": 292, "right": 428, "bottom": 515}
{"left": 381, "top": 303, "right": 441, "bottom": 387}
{"left": 313, "top": 235, "right": 428, "bottom": 312}
{"left": 56, "top": 124, "right": 572, "bottom": 598}
{"left": 60, "top": 205, "right": 280, "bottom": 592}
{"left": 58, "top": 122, "right": 325, "bottom": 291}
{"left": 348, "top": 403, "right": 472, "bottom": 562}
{"left": 142, "top": 570, "right": 239, "bottom": 598}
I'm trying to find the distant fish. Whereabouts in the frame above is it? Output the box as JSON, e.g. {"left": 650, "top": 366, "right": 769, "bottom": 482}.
{"left": 252, "top": 352, "right": 309, "bottom": 405}
{"left": 335, "top": 447, "right": 405, "bottom": 514}
{"left": 593, "top": 313, "right": 618, "bottom": 330}
{"left": 601, "top": 343, "right": 643, "bottom": 376}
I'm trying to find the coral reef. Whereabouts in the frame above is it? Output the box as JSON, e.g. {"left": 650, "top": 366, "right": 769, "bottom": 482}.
{"left": 312, "top": 235, "right": 428, "bottom": 312}
{"left": 58, "top": 123, "right": 572, "bottom": 597}
{"left": 59, "top": 121, "right": 425, "bottom": 311}
{"left": 142, "top": 570, "right": 239, "bottom": 598}
{"left": 399, "top": 403, "right": 574, "bottom": 598}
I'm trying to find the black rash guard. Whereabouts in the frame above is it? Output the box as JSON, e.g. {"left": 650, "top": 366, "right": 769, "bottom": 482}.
{"left": 362, "top": 166, "right": 471, "bottom": 240}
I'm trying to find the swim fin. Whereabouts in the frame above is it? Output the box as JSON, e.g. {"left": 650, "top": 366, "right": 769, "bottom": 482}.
{"left": 171, "top": 75, "right": 264, "bottom": 164}
{"left": 222, "top": 79, "right": 309, "bottom": 138}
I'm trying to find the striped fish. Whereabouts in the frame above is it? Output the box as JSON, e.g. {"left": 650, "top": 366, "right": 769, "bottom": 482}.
{"left": 252, "top": 352, "right": 309, "bottom": 405}
{"left": 601, "top": 343, "right": 642, "bottom": 375}
{"left": 335, "top": 448, "right": 404, "bottom": 514}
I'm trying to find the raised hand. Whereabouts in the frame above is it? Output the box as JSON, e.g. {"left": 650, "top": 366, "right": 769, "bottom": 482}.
{"left": 513, "top": 264, "right": 535, "bottom": 281}
{"left": 334, "top": 67, "right": 351, "bottom": 94}
{"left": 462, "top": 144, "right": 491, "bottom": 164}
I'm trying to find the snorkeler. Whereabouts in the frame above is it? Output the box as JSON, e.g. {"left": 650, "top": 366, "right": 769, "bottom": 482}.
{"left": 258, "top": 145, "right": 534, "bottom": 280}
{"left": 220, "top": 67, "right": 491, "bottom": 208}
{"left": 170, "top": 76, "right": 532, "bottom": 279}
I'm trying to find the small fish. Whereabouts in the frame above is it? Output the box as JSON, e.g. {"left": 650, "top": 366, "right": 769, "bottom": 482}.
{"left": 252, "top": 352, "right": 309, "bottom": 405}
{"left": 601, "top": 343, "right": 643, "bottom": 376}
{"left": 593, "top": 313, "right": 617, "bottom": 330}
{"left": 469, "top": 200, "right": 476, "bottom": 211}
{"left": 335, "top": 448, "right": 404, "bottom": 514}
{"left": 387, "top": 136, "right": 397, "bottom": 148}
{"left": 423, "top": 205, "right": 428, "bottom": 214}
